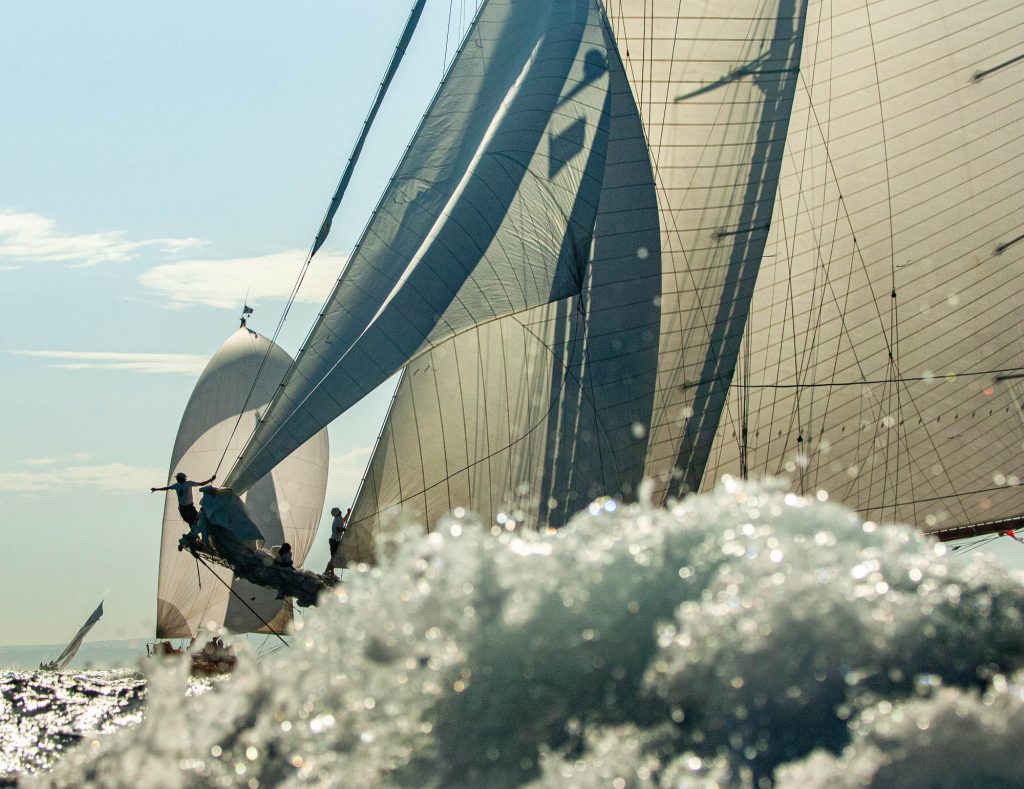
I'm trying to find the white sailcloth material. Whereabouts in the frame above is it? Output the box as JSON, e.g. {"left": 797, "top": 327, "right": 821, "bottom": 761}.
{"left": 45, "top": 600, "right": 103, "bottom": 670}
{"left": 226, "top": 0, "right": 615, "bottom": 495}
{"left": 156, "top": 329, "right": 329, "bottom": 639}
{"left": 338, "top": 0, "right": 806, "bottom": 557}
{"left": 592, "top": 0, "right": 807, "bottom": 503}
{"left": 697, "top": 0, "right": 1024, "bottom": 534}
{"left": 241, "top": 0, "right": 1024, "bottom": 545}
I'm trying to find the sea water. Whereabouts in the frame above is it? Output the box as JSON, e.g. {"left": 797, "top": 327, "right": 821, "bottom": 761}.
{"left": 18, "top": 480, "right": 1024, "bottom": 787}
{"left": 0, "top": 670, "right": 144, "bottom": 781}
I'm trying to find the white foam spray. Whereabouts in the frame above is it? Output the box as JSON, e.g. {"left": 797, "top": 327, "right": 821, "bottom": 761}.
{"left": 35, "top": 480, "right": 1024, "bottom": 787}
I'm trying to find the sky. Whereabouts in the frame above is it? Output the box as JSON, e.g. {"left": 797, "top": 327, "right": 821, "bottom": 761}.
{"left": 3, "top": 1, "right": 1022, "bottom": 649}
{"left": 0, "top": 0, "right": 482, "bottom": 646}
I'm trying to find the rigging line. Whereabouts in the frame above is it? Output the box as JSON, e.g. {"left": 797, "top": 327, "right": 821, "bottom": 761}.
{"left": 354, "top": 301, "right": 605, "bottom": 525}
{"left": 495, "top": 313, "right": 517, "bottom": 501}
{"left": 347, "top": 374, "right": 403, "bottom": 527}
{"left": 779, "top": 174, "right": 807, "bottom": 490}
{"left": 632, "top": 8, "right": 771, "bottom": 444}
{"left": 887, "top": 481, "right": 1024, "bottom": 509}
{"left": 216, "top": 0, "right": 428, "bottom": 481}
{"left": 443, "top": 0, "right": 455, "bottom": 75}
{"left": 518, "top": 303, "right": 631, "bottom": 492}
{"left": 654, "top": 0, "right": 685, "bottom": 155}
{"left": 575, "top": 294, "right": 616, "bottom": 496}
{"left": 312, "top": 0, "right": 429, "bottom": 259}
{"left": 950, "top": 534, "right": 1000, "bottom": 555}
{"left": 861, "top": 2, "right": 897, "bottom": 336}
{"left": 192, "top": 552, "right": 290, "bottom": 650}
{"left": 974, "top": 51, "right": 1024, "bottom": 82}
{"left": 656, "top": 6, "right": 788, "bottom": 427}
{"left": 433, "top": 340, "right": 455, "bottom": 517}
{"left": 682, "top": 367, "right": 1024, "bottom": 389}
{"left": 781, "top": 5, "right": 842, "bottom": 494}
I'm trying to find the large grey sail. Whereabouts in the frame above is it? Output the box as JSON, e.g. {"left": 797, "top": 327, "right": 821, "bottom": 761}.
{"left": 244, "top": 0, "right": 809, "bottom": 545}
{"left": 156, "top": 328, "right": 328, "bottom": 639}
{"left": 698, "top": 0, "right": 1024, "bottom": 535}
{"left": 227, "top": 0, "right": 615, "bottom": 495}
{"left": 346, "top": 13, "right": 661, "bottom": 558}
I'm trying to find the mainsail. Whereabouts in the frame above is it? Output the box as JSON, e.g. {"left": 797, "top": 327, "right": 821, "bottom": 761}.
{"left": 42, "top": 600, "right": 103, "bottom": 671}
{"left": 696, "top": 0, "right": 1024, "bottom": 536}
{"left": 156, "top": 328, "right": 329, "bottom": 638}
{"left": 226, "top": 0, "right": 1024, "bottom": 551}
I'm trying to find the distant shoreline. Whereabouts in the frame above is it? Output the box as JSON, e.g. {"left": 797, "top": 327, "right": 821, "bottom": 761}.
{"left": 0, "top": 639, "right": 148, "bottom": 671}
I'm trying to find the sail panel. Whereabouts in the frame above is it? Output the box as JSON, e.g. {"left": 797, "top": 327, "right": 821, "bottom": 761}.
{"left": 594, "top": 0, "right": 808, "bottom": 501}
{"left": 347, "top": 11, "right": 664, "bottom": 547}
{"left": 699, "top": 0, "right": 1024, "bottom": 531}
{"left": 227, "top": 0, "right": 615, "bottom": 494}
{"left": 156, "top": 329, "right": 328, "bottom": 639}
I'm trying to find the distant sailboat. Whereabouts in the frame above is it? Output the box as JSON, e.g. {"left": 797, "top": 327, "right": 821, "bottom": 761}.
{"left": 185, "top": 0, "right": 1021, "bottom": 579}
{"left": 40, "top": 601, "right": 103, "bottom": 671}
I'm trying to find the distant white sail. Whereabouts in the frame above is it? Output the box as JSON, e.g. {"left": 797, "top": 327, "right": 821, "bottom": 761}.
{"left": 156, "top": 328, "right": 329, "bottom": 639}
{"left": 42, "top": 600, "right": 103, "bottom": 671}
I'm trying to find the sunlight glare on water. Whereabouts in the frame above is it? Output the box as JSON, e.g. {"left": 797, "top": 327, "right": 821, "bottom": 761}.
{"left": 35, "top": 480, "right": 1024, "bottom": 788}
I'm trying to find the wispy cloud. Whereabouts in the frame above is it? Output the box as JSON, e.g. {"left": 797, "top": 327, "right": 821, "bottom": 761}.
{"left": 15, "top": 350, "right": 208, "bottom": 375}
{"left": 22, "top": 453, "right": 91, "bottom": 467}
{"left": 0, "top": 209, "right": 204, "bottom": 267}
{"left": 0, "top": 461, "right": 164, "bottom": 493}
{"left": 138, "top": 249, "right": 344, "bottom": 309}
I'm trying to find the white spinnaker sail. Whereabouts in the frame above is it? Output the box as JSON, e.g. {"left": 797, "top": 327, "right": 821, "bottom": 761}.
{"left": 46, "top": 600, "right": 103, "bottom": 670}
{"left": 226, "top": 0, "right": 615, "bottom": 495}
{"left": 156, "top": 329, "right": 328, "bottom": 639}
{"left": 698, "top": 0, "right": 1024, "bottom": 534}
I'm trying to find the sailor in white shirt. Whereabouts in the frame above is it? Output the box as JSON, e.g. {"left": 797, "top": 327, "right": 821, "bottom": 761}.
{"left": 151, "top": 471, "right": 216, "bottom": 535}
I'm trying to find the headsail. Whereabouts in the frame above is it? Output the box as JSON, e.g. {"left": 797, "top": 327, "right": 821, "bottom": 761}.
{"left": 345, "top": 3, "right": 663, "bottom": 557}
{"left": 43, "top": 601, "right": 103, "bottom": 671}
{"left": 226, "top": 0, "right": 615, "bottom": 494}
{"left": 338, "top": 0, "right": 808, "bottom": 551}
{"left": 156, "top": 328, "right": 328, "bottom": 639}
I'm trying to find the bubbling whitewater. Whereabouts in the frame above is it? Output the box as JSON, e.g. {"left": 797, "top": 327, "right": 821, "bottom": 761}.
{"left": 38, "top": 481, "right": 1024, "bottom": 787}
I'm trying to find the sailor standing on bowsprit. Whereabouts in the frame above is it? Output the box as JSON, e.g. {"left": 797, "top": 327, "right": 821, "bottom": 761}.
{"left": 151, "top": 472, "right": 216, "bottom": 532}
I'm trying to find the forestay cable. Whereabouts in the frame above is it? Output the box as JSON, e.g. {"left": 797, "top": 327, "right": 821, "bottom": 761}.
{"left": 193, "top": 552, "right": 290, "bottom": 649}
{"left": 212, "top": 0, "right": 428, "bottom": 479}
